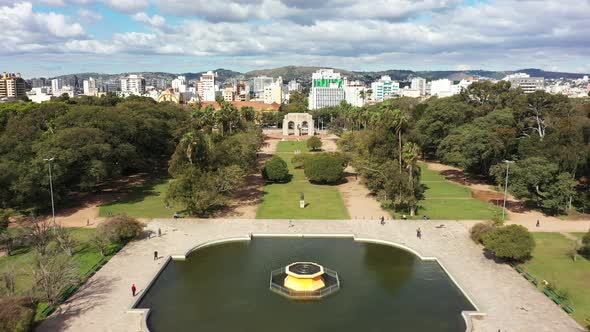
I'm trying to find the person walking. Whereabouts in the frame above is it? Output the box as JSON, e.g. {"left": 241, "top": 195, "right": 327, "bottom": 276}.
{"left": 416, "top": 228, "right": 422, "bottom": 239}
{"left": 158, "top": 228, "right": 162, "bottom": 237}
{"left": 131, "top": 284, "right": 137, "bottom": 297}
{"left": 380, "top": 216, "right": 385, "bottom": 225}
{"left": 536, "top": 220, "right": 540, "bottom": 227}
{"left": 154, "top": 251, "right": 158, "bottom": 261}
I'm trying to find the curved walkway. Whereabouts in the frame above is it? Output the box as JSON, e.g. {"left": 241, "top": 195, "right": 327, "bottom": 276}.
{"left": 38, "top": 219, "right": 583, "bottom": 332}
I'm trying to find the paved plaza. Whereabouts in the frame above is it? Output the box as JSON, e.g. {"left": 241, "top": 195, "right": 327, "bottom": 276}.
{"left": 38, "top": 219, "right": 584, "bottom": 332}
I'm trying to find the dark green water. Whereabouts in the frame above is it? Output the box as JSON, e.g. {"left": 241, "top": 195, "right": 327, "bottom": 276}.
{"left": 137, "top": 238, "right": 474, "bottom": 332}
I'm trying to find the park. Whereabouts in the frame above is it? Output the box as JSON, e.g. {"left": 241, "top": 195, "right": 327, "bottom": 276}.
{"left": 0, "top": 89, "right": 589, "bottom": 332}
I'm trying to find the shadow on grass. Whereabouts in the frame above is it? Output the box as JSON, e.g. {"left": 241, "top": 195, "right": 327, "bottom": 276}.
{"left": 99, "top": 178, "right": 170, "bottom": 209}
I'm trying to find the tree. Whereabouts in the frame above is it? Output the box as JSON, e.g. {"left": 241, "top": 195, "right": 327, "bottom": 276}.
{"left": 291, "top": 154, "right": 306, "bottom": 169}
{"left": 54, "top": 225, "right": 77, "bottom": 256}
{"left": 25, "top": 219, "right": 53, "bottom": 256}
{"left": 92, "top": 233, "right": 110, "bottom": 257}
{"left": 32, "top": 251, "right": 79, "bottom": 306}
{"left": 306, "top": 136, "right": 322, "bottom": 151}
{"left": 482, "top": 225, "right": 535, "bottom": 261}
{"left": 582, "top": 230, "right": 590, "bottom": 254}
{"left": 0, "top": 297, "right": 35, "bottom": 332}
{"left": 1, "top": 263, "right": 17, "bottom": 296}
{"left": 0, "top": 209, "right": 10, "bottom": 233}
{"left": 96, "top": 215, "right": 144, "bottom": 243}
{"left": 262, "top": 156, "right": 289, "bottom": 182}
{"left": 402, "top": 142, "right": 421, "bottom": 216}
{"left": 304, "top": 153, "right": 344, "bottom": 184}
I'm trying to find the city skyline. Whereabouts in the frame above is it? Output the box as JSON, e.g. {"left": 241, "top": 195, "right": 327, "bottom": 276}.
{"left": 2, "top": 0, "right": 590, "bottom": 77}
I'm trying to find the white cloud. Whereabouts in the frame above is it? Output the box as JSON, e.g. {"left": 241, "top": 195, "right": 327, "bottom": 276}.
{"left": 131, "top": 12, "right": 165, "bottom": 26}
{"left": 78, "top": 8, "right": 103, "bottom": 22}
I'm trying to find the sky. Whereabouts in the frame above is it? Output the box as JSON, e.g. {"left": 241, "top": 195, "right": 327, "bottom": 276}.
{"left": 1, "top": 0, "right": 590, "bottom": 77}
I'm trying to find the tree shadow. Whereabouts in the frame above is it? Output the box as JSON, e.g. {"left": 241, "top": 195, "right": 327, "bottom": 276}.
{"left": 35, "top": 275, "right": 120, "bottom": 332}
{"left": 99, "top": 178, "right": 170, "bottom": 209}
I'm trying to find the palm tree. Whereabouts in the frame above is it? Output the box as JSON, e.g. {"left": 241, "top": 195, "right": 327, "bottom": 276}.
{"left": 403, "top": 142, "right": 421, "bottom": 216}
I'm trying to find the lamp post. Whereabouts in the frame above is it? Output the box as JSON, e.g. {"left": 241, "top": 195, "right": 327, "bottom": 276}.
{"left": 502, "top": 160, "right": 514, "bottom": 220}
{"left": 43, "top": 157, "right": 56, "bottom": 227}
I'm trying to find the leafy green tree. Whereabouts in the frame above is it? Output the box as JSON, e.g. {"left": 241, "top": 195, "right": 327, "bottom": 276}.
{"left": 282, "top": 91, "right": 308, "bottom": 113}
{"left": 402, "top": 142, "right": 421, "bottom": 216}
{"left": 581, "top": 230, "right": 590, "bottom": 254}
{"left": 306, "top": 136, "right": 322, "bottom": 151}
{"left": 304, "top": 153, "right": 344, "bottom": 184}
{"left": 0, "top": 297, "right": 35, "bottom": 332}
{"left": 470, "top": 222, "right": 495, "bottom": 244}
{"left": 262, "top": 156, "right": 289, "bottom": 182}
{"left": 96, "top": 215, "right": 145, "bottom": 243}
{"left": 291, "top": 154, "right": 306, "bottom": 169}
{"left": 482, "top": 224, "right": 535, "bottom": 261}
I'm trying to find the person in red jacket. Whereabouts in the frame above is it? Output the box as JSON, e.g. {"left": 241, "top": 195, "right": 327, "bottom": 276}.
{"left": 131, "top": 284, "right": 137, "bottom": 297}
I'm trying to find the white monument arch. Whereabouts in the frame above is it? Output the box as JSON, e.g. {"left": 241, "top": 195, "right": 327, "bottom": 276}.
{"left": 282, "top": 113, "right": 315, "bottom": 136}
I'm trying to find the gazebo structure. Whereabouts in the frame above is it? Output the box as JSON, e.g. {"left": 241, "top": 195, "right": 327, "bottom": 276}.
{"left": 282, "top": 113, "right": 315, "bottom": 136}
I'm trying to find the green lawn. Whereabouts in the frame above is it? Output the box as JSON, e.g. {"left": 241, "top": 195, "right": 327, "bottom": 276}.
{"left": 256, "top": 141, "right": 349, "bottom": 219}
{"left": 521, "top": 233, "right": 590, "bottom": 326}
{"left": 99, "top": 179, "right": 178, "bottom": 219}
{"left": 413, "top": 164, "right": 502, "bottom": 220}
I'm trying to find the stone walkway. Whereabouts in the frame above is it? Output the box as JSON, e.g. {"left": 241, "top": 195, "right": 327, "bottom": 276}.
{"left": 38, "top": 219, "right": 584, "bottom": 332}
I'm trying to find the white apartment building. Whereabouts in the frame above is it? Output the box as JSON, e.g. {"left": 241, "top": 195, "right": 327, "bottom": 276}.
{"left": 197, "top": 71, "right": 217, "bottom": 102}
{"left": 411, "top": 77, "right": 426, "bottom": 96}
{"left": 287, "top": 80, "right": 301, "bottom": 92}
{"left": 429, "top": 79, "right": 453, "bottom": 97}
{"left": 370, "top": 75, "right": 400, "bottom": 102}
{"left": 308, "top": 69, "right": 345, "bottom": 110}
{"left": 0, "top": 73, "right": 26, "bottom": 98}
{"left": 222, "top": 87, "right": 234, "bottom": 102}
{"left": 505, "top": 73, "right": 544, "bottom": 94}
{"left": 27, "top": 87, "right": 52, "bottom": 103}
{"left": 171, "top": 76, "right": 187, "bottom": 93}
{"left": 343, "top": 80, "right": 366, "bottom": 107}
{"left": 263, "top": 76, "right": 282, "bottom": 104}
{"left": 121, "top": 74, "right": 146, "bottom": 95}
{"left": 251, "top": 76, "right": 274, "bottom": 98}
{"left": 401, "top": 87, "right": 421, "bottom": 98}
{"left": 51, "top": 79, "right": 60, "bottom": 95}
{"left": 83, "top": 77, "right": 97, "bottom": 96}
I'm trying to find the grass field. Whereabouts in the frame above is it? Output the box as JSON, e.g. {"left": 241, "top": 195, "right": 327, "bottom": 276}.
{"left": 414, "top": 164, "right": 503, "bottom": 220}
{"left": 256, "top": 141, "right": 349, "bottom": 219}
{"left": 521, "top": 233, "right": 590, "bottom": 326}
{"left": 0, "top": 228, "right": 116, "bottom": 295}
{"left": 99, "top": 179, "right": 178, "bottom": 219}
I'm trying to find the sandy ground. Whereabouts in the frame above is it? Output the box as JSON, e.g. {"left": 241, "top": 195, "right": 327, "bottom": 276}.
{"left": 423, "top": 162, "right": 590, "bottom": 231}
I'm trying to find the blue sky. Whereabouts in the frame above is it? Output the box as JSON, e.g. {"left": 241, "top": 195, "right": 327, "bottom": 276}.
{"left": 1, "top": 0, "right": 589, "bottom": 77}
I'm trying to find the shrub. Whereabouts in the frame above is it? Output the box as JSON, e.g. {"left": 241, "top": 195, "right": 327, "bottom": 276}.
{"left": 291, "top": 154, "right": 307, "bottom": 169}
{"left": 0, "top": 297, "right": 35, "bottom": 332}
{"left": 482, "top": 224, "right": 535, "bottom": 261}
{"left": 97, "top": 215, "right": 145, "bottom": 243}
{"left": 306, "top": 136, "right": 322, "bottom": 151}
{"left": 304, "top": 153, "right": 344, "bottom": 184}
{"left": 262, "top": 155, "right": 289, "bottom": 182}
{"left": 470, "top": 222, "right": 494, "bottom": 244}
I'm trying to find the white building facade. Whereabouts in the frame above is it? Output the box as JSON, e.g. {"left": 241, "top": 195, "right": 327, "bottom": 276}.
{"left": 121, "top": 75, "right": 146, "bottom": 95}
{"left": 197, "top": 71, "right": 217, "bottom": 101}
{"left": 343, "top": 80, "right": 366, "bottom": 107}
{"left": 308, "top": 69, "right": 345, "bottom": 110}
{"left": 370, "top": 75, "right": 400, "bottom": 102}
{"left": 83, "top": 77, "right": 97, "bottom": 96}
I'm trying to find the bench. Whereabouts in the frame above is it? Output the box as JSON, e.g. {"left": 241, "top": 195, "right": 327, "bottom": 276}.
{"left": 562, "top": 305, "right": 574, "bottom": 314}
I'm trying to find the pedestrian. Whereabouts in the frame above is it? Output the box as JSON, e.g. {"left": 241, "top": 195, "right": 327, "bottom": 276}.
{"left": 536, "top": 220, "right": 540, "bottom": 227}
{"left": 154, "top": 251, "right": 158, "bottom": 260}
{"left": 131, "top": 284, "right": 137, "bottom": 297}
{"left": 416, "top": 228, "right": 422, "bottom": 239}
{"left": 380, "top": 216, "right": 385, "bottom": 225}
{"left": 158, "top": 228, "right": 162, "bottom": 237}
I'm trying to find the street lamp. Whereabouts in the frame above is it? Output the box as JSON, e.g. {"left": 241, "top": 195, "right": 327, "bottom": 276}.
{"left": 502, "top": 160, "right": 514, "bottom": 220}
{"left": 43, "top": 157, "right": 56, "bottom": 227}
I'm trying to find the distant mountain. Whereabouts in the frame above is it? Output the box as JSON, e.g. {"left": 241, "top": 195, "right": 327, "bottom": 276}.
{"left": 42, "top": 66, "right": 588, "bottom": 86}
{"left": 245, "top": 66, "right": 354, "bottom": 81}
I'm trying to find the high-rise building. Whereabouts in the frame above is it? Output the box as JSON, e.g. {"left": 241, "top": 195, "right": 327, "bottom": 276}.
{"left": 83, "top": 77, "right": 97, "bottom": 96}
{"left": 121, "top": 74, "right": 146, "bottom": 95}
{"left": 370, "top": 75, "right": 400, "bottom": 102}
{"left": 222, "top": 87, "right": 235, "bottom": 102}
{"left": 51, "top": 79, "right": 60, "bottom": 95}
{"left": 343, "top": 80, "right": 366, "bottom": 107}
{"left": 308, "top": 69, "right": 345, "bottom": 110}
{"left": 263, "top": 76, "right": 283, "bottom": 104}
{"left": 251, "top": 76, "right": 274, "bottom": 99}
{"left": 0, "top": 72, "right": 26, "bottom": 99}
{"left": 287, "top": 80, "right": 301, "bottom": 92}
{"left": 197, "top": 71, "right": 217, "bottom": 101}
{"left": 171, "top": 76, "right": 187, "bottom": 93}
{"left": 411, "top": 77, "right": 426, "bottom": 96}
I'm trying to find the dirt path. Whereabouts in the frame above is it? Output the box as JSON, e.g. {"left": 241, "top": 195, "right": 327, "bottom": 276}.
{"left": 423, "top": 162, "right": 590, "bottom": 231}
{"left": 320, "top": 135, "right": 389, "bottom": 219}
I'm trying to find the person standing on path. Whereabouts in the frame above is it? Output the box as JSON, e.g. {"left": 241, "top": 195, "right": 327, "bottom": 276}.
{"left": 158, "top": 228, "right": 162, "bottom": 237}
{"left": 380, "top": 216, "right": 385, "bottom": 225}
{"left": 131, "top": 284, "right": 137, "bottom": 297}
{"left": 154, "top": 251, "right": 158, "bottom": 260}
{"left": 536, "top": 220, "right": 540, "bottom": 227}
{"left": 416, "top": 228, "right": 422, "bottom": 239}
